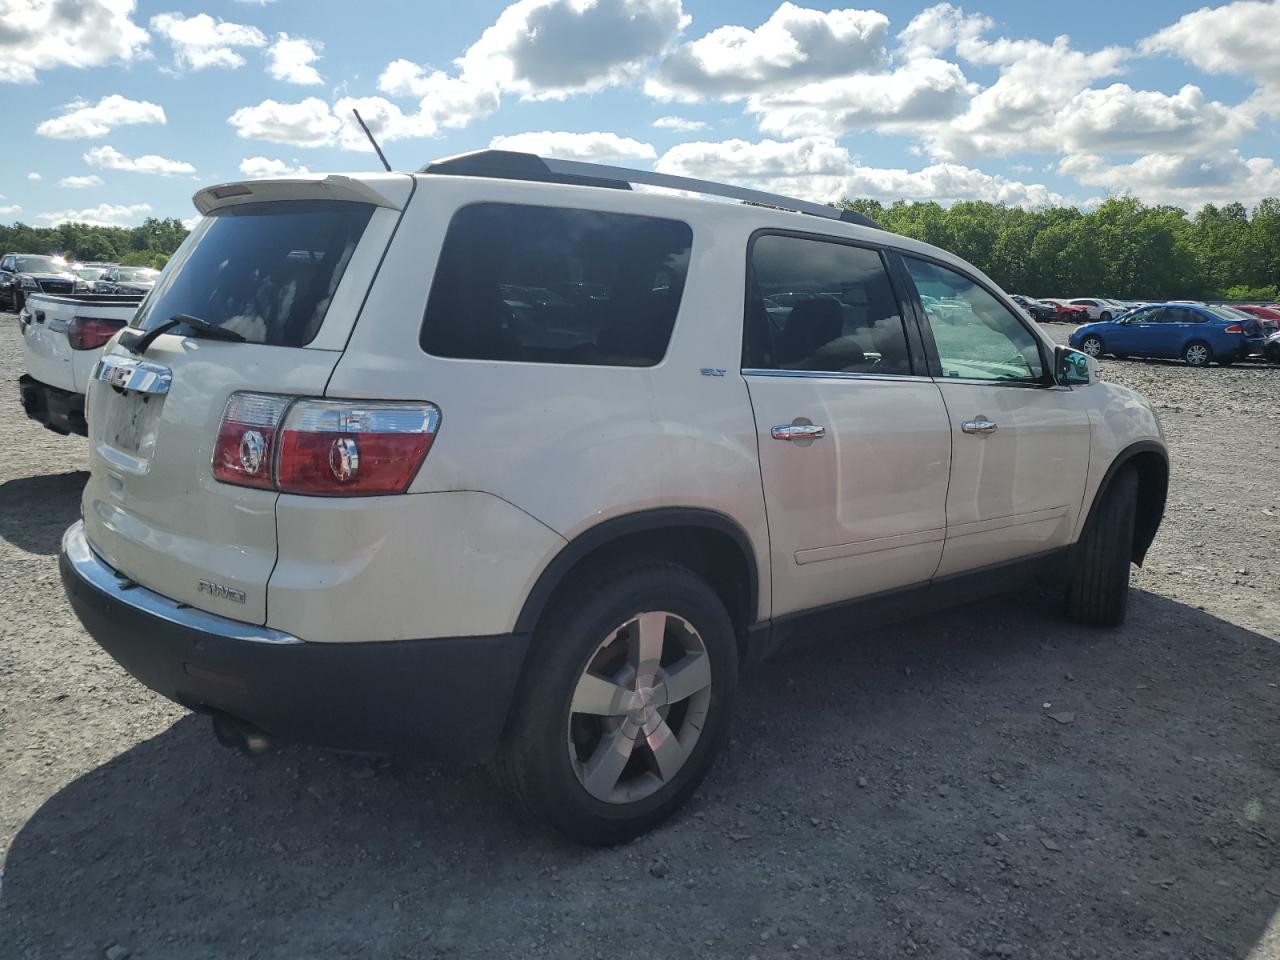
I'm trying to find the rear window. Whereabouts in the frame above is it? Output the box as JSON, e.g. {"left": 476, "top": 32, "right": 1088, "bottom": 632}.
{"left": 421, "top": 203, "right": 693, "bottom": 366}
{"left": 134, "top": 200, "right": 374, "bottom": 347}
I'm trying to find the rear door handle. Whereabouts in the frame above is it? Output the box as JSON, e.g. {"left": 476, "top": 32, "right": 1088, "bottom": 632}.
{"left": 771, "top": 422, "right": 826, "bottom": 442}
{"left": 961, "top": 418, "right": 998, "bottom": 435}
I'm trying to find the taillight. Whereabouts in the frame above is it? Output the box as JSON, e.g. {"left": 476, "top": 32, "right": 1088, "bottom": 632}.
{"left": 1224, "top": 323, "right": 1243, "bottom": 334}
{"left": 211, "top": 393, "right": 440, "bottom": 496}
{"left": 68, "top": 316, "right": 126, "bottom": 350}
{"left": 212, "top": 393, "right": 291, "bottom": 489}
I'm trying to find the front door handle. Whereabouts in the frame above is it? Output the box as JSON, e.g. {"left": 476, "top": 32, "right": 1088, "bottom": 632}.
{"left": 771, "top": 421, "right": 826, "bottom": 442}
{"left": 961, "top": 417, "right": 998, "bottom": 435}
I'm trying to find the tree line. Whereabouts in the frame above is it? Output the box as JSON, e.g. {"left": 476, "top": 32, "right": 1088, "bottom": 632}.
{"left": 839, "top": 195, "right": 1280, "bottom": 302}
{"left": 3, "top": 194, "right": 1279, "bottom": 301}
{"left": 0, "top": 218, "right": 188, "bottom": 270}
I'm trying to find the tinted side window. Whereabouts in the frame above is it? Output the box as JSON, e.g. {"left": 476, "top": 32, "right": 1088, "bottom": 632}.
{"left": 421, "top": 203, "right": 692, "bottom": 367}
{"left": 904, "top": 257, "right": 1045, "bottom": 382}
{"left": 744, "top": 234, "right": 912, "bottom": 375}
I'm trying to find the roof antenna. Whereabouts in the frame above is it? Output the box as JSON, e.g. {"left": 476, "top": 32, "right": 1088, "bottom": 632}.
{"left": 352, "top": 108, "right": 392, "bottom": 172}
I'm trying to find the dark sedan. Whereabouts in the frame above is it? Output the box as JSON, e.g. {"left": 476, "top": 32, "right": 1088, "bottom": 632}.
{"left": 93, "top": 265, "right": 159, "bottom": 295}
{"left": 1010, "top": 294, "right": 1055, "bottom": 322}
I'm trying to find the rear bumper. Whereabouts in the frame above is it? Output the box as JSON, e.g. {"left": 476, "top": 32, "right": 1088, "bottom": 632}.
{"left": 19, "top": 374, "right": 86, "bottom": 436}
{"left": 59, "top": 521, "right": 530, "bottom": 763}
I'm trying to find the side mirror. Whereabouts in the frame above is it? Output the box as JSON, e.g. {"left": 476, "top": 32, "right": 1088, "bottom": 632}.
{"left": 1056, "top": 346, "right": 1097, "bottom": 386}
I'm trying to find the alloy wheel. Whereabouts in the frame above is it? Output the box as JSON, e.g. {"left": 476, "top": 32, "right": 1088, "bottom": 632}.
{"left": 566, "top": 610, "right": 712, "bottom": 804}
{"left": 1184, "top": 343, "right": 1210, "bottom": 366}
{"left": 1081, "top": 337, "right": 1103, "bottom": 357}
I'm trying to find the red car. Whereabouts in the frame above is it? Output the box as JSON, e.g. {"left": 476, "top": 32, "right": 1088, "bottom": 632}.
{"left": 1039, "top": 298, "right": 1090, "bottom": 323}
{"left": 1236, "top": 304, "right": 1280, "bottom": 321}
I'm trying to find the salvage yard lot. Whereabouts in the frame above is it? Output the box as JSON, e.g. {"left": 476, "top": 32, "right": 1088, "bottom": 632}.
{"left": 0, "top": 315, "right": 1277, "bottom": 959}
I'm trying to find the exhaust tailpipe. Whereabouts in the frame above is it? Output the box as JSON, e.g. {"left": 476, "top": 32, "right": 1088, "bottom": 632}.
{"left": 211, "top": 713, "right": 272, "bottom": 756}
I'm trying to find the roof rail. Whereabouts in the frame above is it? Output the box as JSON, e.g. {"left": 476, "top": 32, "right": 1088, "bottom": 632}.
{"left": 420, "top": 149, "right": 881, "bottom": 229}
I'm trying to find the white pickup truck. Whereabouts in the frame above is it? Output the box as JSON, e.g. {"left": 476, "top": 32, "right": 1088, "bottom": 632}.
{"left": 18, "top": 292, "right": 144, "bottom": 435}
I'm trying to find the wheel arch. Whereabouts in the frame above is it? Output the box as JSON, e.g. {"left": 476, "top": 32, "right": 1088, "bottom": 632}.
{"left": 1082, "top": 440, "right": 1169, "bottom": 566}
{"left": 514, "top": 508, "right": 761, "bottom": 652}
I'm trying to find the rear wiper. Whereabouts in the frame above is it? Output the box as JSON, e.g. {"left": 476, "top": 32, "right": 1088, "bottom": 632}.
{"left": 121, "top": 313, "right": 246, "bottom": 355}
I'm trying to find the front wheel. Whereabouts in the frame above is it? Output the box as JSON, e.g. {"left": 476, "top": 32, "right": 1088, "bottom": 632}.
{"left": 497, "top": 560, "right": 738, "bottom": 845}
{"left": 1099, "top": 311, "right": 1112, "bottom": 322}
{"left": 1079, "top": 335, "right": 1104, "bottom": 358}
{"left": 1066, "top": 465, "right": 1137, "bottom": 627}
{"left": 1183, "top": 341, "right": 1212, "bottom": 367}
{"left": 1266, "top": 343, "right": 1280, "bottom": 364}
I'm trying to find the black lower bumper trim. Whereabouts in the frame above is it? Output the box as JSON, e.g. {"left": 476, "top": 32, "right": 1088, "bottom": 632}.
{"left": 19, "top": 374, "right": 87, "bottom": 436}
{"left": 60, "top": 530, "right": 530, "bottom": 763}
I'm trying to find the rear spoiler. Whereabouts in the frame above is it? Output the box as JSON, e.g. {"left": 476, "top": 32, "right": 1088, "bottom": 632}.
{"left": 192, "top": 173, "right": 413, "bottom": 215}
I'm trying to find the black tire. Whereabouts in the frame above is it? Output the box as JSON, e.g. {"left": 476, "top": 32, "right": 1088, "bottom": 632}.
{"left": 497, "top": 559, "right": 738, "bottom": 845}
{"left": 1080, "top": 335, "right": 1104, "bottom": 358}
{"left": 1099, "top": 311, "right": 1112, "bottom": 322}
{"left": 1066, "top": 465, "right": 1137, "bottom": 627}
{"left": 1182, "top": 340, "right": 1212, "bottom": 367}
{"left": 1266, "top": 344, "right": 1280, "bottom": 365}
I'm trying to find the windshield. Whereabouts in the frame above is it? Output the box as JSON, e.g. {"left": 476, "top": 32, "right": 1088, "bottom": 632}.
{"left": 117, "top": 267, "right": 158, "bottom": 282}
{"left": 15, "top": 255, "right": 66, "bottom": 274}
{"left": 135, "top": 200, "right": 374, "bottom": 346}
{"left": 74, "top": 267, "right": 107, "bottom": 280}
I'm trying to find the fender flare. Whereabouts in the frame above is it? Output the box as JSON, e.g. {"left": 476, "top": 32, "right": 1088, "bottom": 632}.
{"left": 1080, "top": 439, "right": 1169, "bottom": 565}
{"left": 514, "top": 507, "right": 761, "bottom": 634}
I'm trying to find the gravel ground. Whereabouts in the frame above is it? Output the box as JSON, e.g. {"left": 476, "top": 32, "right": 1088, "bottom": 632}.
{"left": 1, "top": 317, "right": 1277, "bottom": 960}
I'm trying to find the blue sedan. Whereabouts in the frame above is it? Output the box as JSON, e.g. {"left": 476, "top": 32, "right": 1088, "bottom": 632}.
{"left": 1068, "top": 303, "right": 1253, "bottom": 367}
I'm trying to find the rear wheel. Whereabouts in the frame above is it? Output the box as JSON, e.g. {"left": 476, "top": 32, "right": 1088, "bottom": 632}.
{"left": 497, "top": 560, "right": 738, "bottom": 845}
{"left": 1080, "top": 335, "right": 1104, "bottom": 358}
{"left": 1183, "top": 341, "right": 1211, "bottom": 367}
{"left": 1099, "top": 311, "right": 1112, "bottom": 322}
{"left": 1066, "top": 465, "right": 1137, "bottom": 627}
{"left": 1266, "top": 343, "right": 1280, "bottom": 364}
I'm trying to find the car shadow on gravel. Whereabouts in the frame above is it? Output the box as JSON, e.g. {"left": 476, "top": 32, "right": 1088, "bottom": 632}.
{"left": 2, "top": 590, "right": 1278, "bottom": 959}
{"left": 0, "top": 471, "right": 86, "bottom": 556}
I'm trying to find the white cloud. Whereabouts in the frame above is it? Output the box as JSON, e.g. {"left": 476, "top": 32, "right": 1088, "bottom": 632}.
{"left": 85, "top": 145, "right": 196, "bottom": 176}
{"left": 656, "top": 136, "right": 1067, "bottom": 207}
{"left": 490, "top": 130, "right": 657, "bottom": 162}
{"left": 0, "top": 204, "right": 21, "bottom": 217}
{"left": 654, "top": 115, "right": 706, "bottom": 131}
{"left": 333, "top": 95, "right": 436, "bottom": 150}
{"left": 36, "top": 203, "right": 153, "bottom": 227}
{"left": 1060, "top": 149, "right": 1280, "bottom": 208}
{"left": 238, "top": 157, "right": 311, "bottom": 178}
{"left": 648, "top": 3, "right": 888, "bottom": 101}
{"left": 921, "top": 33, "right": 1128, "bottom": 160}
{"left": 27, "top": 173, "right": 41, "bottom": 181}
{"left": 267, "top": 34, "right": 323, "bottom": 85}
{"left": 1053, "top": 83, "right": 1251, "bottom": 155}
{"left": 35, "top": 94, "right": 166, "bottom": 139}
{"left": 1140, "top": 0, "right": 1280, "bottom": 84}
{"left": 0, "top": 0, "right": 149, "bottom": 84}
{"left": 896, "top": 2, "right": 992, "bottom": 60}
{"left": 58, "top": 175, "right": 105, "bottom": 188}
{"left": 748, "top": 57, "right": 976, "bottom": 138}
{"left": 150, "top": 11, "right": 267, "bottom": 71}
{"left": 459, "top": 0, "right": 689, "bottom": 99}
{"left": 227, "top": 97, "right": 341, "bottom": 147}
{"left": 376, "top": 60, "right": 501, "bottom": 131}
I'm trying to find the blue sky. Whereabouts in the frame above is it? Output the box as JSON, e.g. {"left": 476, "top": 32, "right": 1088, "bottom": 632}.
{"left": 3, "top": 0, "right": 1280, "bottom": 227}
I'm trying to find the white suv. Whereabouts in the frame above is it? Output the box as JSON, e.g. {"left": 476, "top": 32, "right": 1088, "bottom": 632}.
{"left": 59, "top": 151, "right": 1168, "bottom": 844}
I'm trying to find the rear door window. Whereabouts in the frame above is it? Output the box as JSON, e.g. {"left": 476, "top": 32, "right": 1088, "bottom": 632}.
{"left": 421, "top": 203, "right": 693, "bottom": 367}
{"left": 134, "top": 200, "right": 374, "bottom": 347}
{"left": 744, "top": 233, "right": 914, "bottom": 375}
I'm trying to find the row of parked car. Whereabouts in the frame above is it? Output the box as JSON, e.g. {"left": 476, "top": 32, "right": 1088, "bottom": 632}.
{"left": 1068, "top": 301, "right": 1280, "bottom": 367}
{"left": 0, "top": 252, "right": 158, "bottom": 312}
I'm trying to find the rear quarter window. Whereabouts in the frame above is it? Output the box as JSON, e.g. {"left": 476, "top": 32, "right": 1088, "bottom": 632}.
{"left": 420, "top": 203, "right": 693, "bottom": 367}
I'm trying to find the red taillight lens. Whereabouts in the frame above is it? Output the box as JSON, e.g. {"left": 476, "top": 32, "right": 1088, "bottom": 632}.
{"left": 68, "top": 316, "right": 126, "bottom": 350}
{"left": 276, "top": 401, "right": 439, "bottom": 495}
{"left": 211, "top": 393, "right": 439, "bottom": 496}
{"left": 1224, "top": 323, "right": 1243, "bottom": 333}
{"left": 212, "top": 393, "right": 291, "bottom": 489}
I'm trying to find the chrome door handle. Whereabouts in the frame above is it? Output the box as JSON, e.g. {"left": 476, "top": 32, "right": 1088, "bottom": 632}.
{"left": 961, "top": 418, "right": 998, "bottom": 435}
{"left": 771, "top": 422, "right": 826, "bottom": 442}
